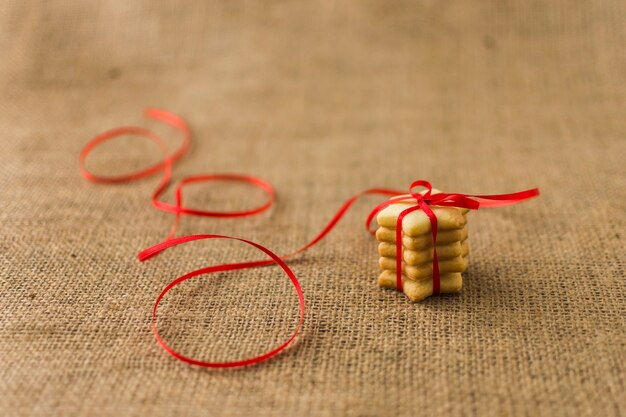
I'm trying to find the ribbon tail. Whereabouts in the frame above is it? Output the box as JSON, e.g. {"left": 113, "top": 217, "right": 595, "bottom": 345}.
{"left": 472, "top": 188, "right": 540, "bottom": 208}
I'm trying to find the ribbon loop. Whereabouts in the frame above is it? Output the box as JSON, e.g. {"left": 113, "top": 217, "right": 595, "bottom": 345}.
{"left": 409, "top": 180, "right": 433, "bottom": 200}
{"left": 149, "top": 235, "right": 305, "bottom": 368}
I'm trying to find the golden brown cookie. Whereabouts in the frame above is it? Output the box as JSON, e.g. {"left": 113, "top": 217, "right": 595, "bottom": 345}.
{"left": 377, "top": 270, "right": 463, "bottom": 302}
{"left": 378, "top": 240, "right": 469, "bottom": 265}
{"left": 404, "top": 256, "right": 468, "bottom": 280}
{"left": 377, "top": 204, "right": 467, "bottom": 236}
{"left": 375, "top": 226, "right": 468, "bottom": 250}
{"left": 379, "top": 255, "right": 469, "bottom": 280}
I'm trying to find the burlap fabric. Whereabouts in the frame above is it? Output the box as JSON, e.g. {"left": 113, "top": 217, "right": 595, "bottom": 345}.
{"left": 1, "top": 1, "right": 624, "bottom": 416}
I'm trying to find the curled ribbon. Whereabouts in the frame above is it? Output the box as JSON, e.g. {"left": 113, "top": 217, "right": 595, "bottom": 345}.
{"left": 80, "top": 108, "right": 404, "bottom": 368}
{"left": 80, "top": 108, "right": 539, "bottom": 367}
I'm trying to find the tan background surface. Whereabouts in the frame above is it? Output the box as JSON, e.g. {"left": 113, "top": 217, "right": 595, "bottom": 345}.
{"left": 1, "top": 1, "right": 625, "bottom": 416}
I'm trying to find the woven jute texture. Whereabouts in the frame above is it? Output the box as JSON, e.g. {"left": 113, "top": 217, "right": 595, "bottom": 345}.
{"left": 1, "top": 1, "right": 624, "bottom": 416}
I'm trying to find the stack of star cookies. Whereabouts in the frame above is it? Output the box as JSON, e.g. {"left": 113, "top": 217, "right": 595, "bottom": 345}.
{"left": 376, "top": 192, "right": 470, "bottom": 302}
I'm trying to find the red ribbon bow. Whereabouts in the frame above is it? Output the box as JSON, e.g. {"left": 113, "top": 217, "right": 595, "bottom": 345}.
{"left": 365, "top": 180, "right": 540, "bottom": 294}
{"left": 80, "top": 108, "right": 539, "bottom": 368}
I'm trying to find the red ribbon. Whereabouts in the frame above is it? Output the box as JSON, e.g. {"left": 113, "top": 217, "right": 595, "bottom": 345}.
{"left": 365, "top": 180, "right": 540, "bottom": 293}
{"left": 80, "top": 109, "right": 539, "bottom": 367}
{"left": 80, "top": 108, "right": 405, "bottom": 368}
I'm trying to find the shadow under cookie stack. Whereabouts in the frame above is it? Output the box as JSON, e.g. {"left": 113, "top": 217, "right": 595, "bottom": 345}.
{"left": 376, "top": 190, "right": 470, "bottom": 301}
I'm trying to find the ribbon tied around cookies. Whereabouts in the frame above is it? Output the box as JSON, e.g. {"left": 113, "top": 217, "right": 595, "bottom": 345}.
{"left": 365, "top": 180, "right": 539, "bottom": 294}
